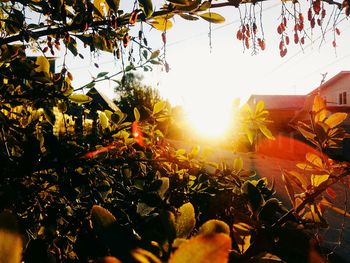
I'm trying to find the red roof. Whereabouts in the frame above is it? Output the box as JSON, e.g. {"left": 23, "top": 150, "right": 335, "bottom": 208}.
{"left": 248, "top": 95, "right": 306, "bottom": 110}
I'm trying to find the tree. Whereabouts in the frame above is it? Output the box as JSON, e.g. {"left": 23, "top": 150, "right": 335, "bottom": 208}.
{"left": 114, "top": 73, "right": 162, "bottom": 121}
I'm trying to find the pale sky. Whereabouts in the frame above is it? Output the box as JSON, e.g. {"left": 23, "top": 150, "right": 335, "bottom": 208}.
{"left": 51, "top": 0, "right": 350, "bottom": 137}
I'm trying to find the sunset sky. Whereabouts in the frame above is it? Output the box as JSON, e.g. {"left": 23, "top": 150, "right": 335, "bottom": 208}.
{"left": 60, "top": 0, "right": 350, "bottom": 137}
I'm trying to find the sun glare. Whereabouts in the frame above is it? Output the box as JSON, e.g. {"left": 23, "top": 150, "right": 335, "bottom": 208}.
{"left": 185, "top": 100, "right": 233, "bottom": 139}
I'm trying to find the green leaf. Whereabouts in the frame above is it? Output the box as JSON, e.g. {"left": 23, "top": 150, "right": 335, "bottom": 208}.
{"left": 198, "top": 12, "right": 225, "bottom": 24}
{"left": 149, "top": 50, "right": 160, "bottom": 60}
{"left": 97, "top": 71, "right": 109, "bottom": 78}
{"left": 179, "top": 13, "right": 199, "bottom": 21}
{"left": 105, "top": 0, "right": 120, "bottom": 12}
{"left": 175, "top": 203, "right": 196, "bottom": 238}
{"left": 198, "top": 220, "right": 230, "bottom": 235}
{"left": 167, "top": 0, "right": 190, "bottom": 5}
{"left": 69, "top": 94, "right": 93, "bottom": 104}
{"left": 138, "top": 0, "right": 153, "bottom": 18}
{"left": 325, "top": 112, "right": 347, "bottom": 128}
{"left": 153, "top": 101, "right": 166, "bottom": 115}
{"left": 169, "top": 233, "right": 231, "bottom": 263}
{"left": 134, "top": 107, "right": 140, "bottom": 121}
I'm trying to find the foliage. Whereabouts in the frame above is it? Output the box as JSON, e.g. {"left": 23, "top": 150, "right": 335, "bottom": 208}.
{"left": 1, "top": 0, "right": 350, "bottom": 262}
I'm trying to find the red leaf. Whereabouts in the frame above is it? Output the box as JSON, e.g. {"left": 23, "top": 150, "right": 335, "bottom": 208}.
{"left": 326, "top": 187, "right": 337, "bottom": 199}
{"left": 236, "top": 30, "right": 243, "bottom": 40}
{"left": 285, "top": 36, "right": 290, "bottom": 45}
{"left": 336, "top": 28, "right": 341, "bottom": 35}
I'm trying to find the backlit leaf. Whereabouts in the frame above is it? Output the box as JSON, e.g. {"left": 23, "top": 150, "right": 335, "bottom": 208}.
{"left": 34, "top": 56, "right": 50, "bottom": 76}
{"left": 134, "top": 107, "right": 140, "bottom": 121}
{"left": 94, "top": 0, "right": 109, "bottom": 18}
{"left": 198, "top": 12, "right": 225, "bottom": 24}
{"left": 153, "top": 101, "right": 166, "bottom": 114}
{"left": 131, "top": 248, "right": 161, "bottom": 263}
{"left": 99, "top": 111, "right": 109, "bottom": 129}
{"left": 149, "top": 17, "right": 173, "bottom": 31}
{"left": 233, "top": 157, "right": 243, "bottom": 172}
{"left": 259, "top": 125, "right": 275, "bottom": 140}
{"left": 69, "top": 94, "right": 92, "bottom": 104}
{"left": 255, "top": 100, "right": 265, "bottom": 114}
{"left": 91, "top": 205, "right": 116, "bottom": 234}
{"left": 232, "top": 222, "right": 252, "bottom": 254}
{"left": 175, "top": 202, "right": 196, "bottom": 238}
{"left": 297, "top": 126, "right": 316, "bottom": 141}
{"left": 325, "top": 112, "right": 347, "bottom": 128}
{"left": 306, "top": 153, "right": 323, "bottom": 168}
{"left": 311, "top": 174, "right": 329, "bottom": 187}
{"left": 138, "top": 0, "right": 153, "bottom": 18}
{"left": 169, "top": 233, "right": 231, "bottom": 263}
{"left": 198, "top": 220, "right": 230, "bottom": 235}
{"left": 312, "top": 95, "right": 327, "bottom": 122}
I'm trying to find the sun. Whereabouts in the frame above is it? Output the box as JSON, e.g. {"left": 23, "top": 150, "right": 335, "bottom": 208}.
{"left": 185, "top": 100, "right": 233, "bottom": 139}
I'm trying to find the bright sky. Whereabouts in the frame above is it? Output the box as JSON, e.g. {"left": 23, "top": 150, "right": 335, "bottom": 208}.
{"left": 56, "top": 0, "right": 350, "bottom": 138}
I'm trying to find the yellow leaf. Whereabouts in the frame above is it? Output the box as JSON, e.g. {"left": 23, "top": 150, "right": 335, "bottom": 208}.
{"left": 198, "top": 12, "right": 225, "bottom": 24}
{"left": 69, "top": 94, "right": 93, "bottom": 104}
{"left": 153, "top": 101, "right": 166, "bottom": 115}
{"left": 175, "top": 203, "right": 196, "bottom": 238}
{"left": 35, "top": 56, "right": 50, "bottom": 75}
{"left": 306, "top": 153, "right": 323, "bottom": 168}
{"left": 312, "top": 95, "right": 327, "bottom": 122}
{"left": 149, "top": 17, "right": 173, "bottom": 31}
{"left": 311, "top": 174, "right": 329, "bottom": 187}
{"left": 259, "top": 125, "right": 275, "bottom": 140}
{"left": 169, "top": 233, "right": 231, "bottom": 263}
{"left": 244, "top": 127, "right": 254, "bottom": 145}
{"left": 255, "top": 100, "right": 265, "bottom": 115}
{"left": 134, "top": 107, "right": 140, "bottom": 121}
{"left": 131, "top": 248, "right": 161, "bottom": 263}
{"left": 325, "top": 112, "right": 347, "bottom": 128}
{"left": 99, "top": 111, "right": 109, "bottom": 129}
{"left": 94, "top": 0, "right": 109, "bottom": 18}
{"left": 198, "top": 220, "right": 230, "bottom": 235}
{"left": 90, "top": 205, "right": 116, "bottom": 233}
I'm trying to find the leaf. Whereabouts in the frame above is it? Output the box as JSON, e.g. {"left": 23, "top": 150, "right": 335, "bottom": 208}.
{"left": 153, "top": 101, "right": 166, "bottom": 115}
{"left": 320, "top": 198, "right": 350, "bottom": 218}
{"left": 233, "top": 157, "right": 243, "bottom": 172}
{"left": 34, "top": 56, "right": 50, "bottom": 76}
{"left": 149, "top": 17, "right": 173, "bottom": 31}
{"left": 158, "top": 177, "right": 169, "bottom": 199}
{"left": 244, "top": 127, "right": 254, "bottom": 145}
{"left": 312, "top": 95, "right": 327, "bottom": 122}
{"left": 149, "top": 50, "right": 160, "bottom": 60}
{"left": 306, "top": 153, "right": 323, "bottom": 169}
{"left": 325, "top": 112, "right": 347, "bottom": 128}
{"left": 94, "top": 0, "right": 109, "bottom": 18}
{"left": 91, "top": 205, "right": 116, "bottom": 234}
{"left": 134, "top": 107, "right": 140, "bottom": 121}
{"left": 138, "top": 0, "right": 153, "bottom": 18}
{"left": 169, "top": 233, "right": 231, "bottom": 263}
{"left": 167, "top": 0, "right": 190, "bottom": 5}
{"left": 97, "top": 71, "right": 109, "bottom": 78}
{"left": 297, "top": 126, "right": 316, "bottom": 141}
{"left": 259, "top": 125, "right": 275, "bottom": 140}
{"left": 241, "top": 181, "right": 264, "bottom": 212}
{"left": 255, "top": 100, "right": 265, "bottom": 114}
{"left": 179, "top": 13, "right": 199, "bottom": 21}
{"left": 198, "top": 12, "right": 225, "bottom": 24}
{"left": 232, "top": 222, "right": 252, "bottom": 254}
{"left": 105, "top": 0, "right": 120, "bottom": 12}
{"left": 198, "top": 220, "right": 230, "bottom": 235}
{"left": 175, "top": 202, "right": 196, "bottom": 238}
{"left": 131, "top": 248, "right": 161, "bottom": 263}
{"left": 197, "top": 1, "right": 211, "bottom": 11}
{"left": 69, "top": 94, "right": 92, "bottom": 104}
{"left": 99, "top": 111, "right": 109, "bottom": 129}
{"left": 190, "top": 145, "right": 200, "bottom": 157}
{"left": 311, "top": 174, "right": 329, "bottom": 187}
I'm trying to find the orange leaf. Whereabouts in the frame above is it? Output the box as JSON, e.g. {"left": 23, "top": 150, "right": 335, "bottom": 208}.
{"left": 169, "top": 233, "right": 231, "bottom": 263}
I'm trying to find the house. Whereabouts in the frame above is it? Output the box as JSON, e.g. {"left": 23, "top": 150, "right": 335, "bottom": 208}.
{"left": 246, "top": 71, "right": 350, "bottom": 159}
{"left": 292, "top": 71, "right": 350, "bottom": 127}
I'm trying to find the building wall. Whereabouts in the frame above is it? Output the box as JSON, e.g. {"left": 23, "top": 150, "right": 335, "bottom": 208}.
{"left": 320, "top": 75, "right": 350, "bottom": 107}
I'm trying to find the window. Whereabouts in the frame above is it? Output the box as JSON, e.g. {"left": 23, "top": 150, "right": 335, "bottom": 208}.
{"left": 339, "top": 93, "right": 343, "bottom": 105}
{"left": 343, "top": 92, "right": 347, "bottom": 104}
